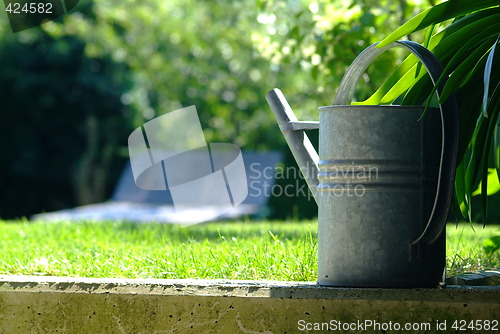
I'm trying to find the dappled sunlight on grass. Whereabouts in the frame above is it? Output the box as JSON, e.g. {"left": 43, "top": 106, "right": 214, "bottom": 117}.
{"left": 446, "top": 223, "right": 499, "bottom": 276}
{"left": 0, "top": 220, "right": 318, "bottom": 281}
{"left": 0, "top": 220, "right": 498, "bottom": 280}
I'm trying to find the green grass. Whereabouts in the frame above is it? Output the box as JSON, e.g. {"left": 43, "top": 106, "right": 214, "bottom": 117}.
{"left": 0, "top": 220, "right": 317, "bottom": 280}
{"left": 0, "top": 220, "right": 498, "bottom": 280}
{"left": 446, "top": 223, "right": 500, "bottom": 276}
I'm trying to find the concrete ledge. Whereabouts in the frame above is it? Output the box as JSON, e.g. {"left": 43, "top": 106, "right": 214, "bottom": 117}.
{"left": 0, "top": 276, "right": 499, "bottom": 333}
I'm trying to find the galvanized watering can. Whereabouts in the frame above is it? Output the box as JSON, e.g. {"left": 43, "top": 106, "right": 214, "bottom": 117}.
{"left": 266, "top": 41, "right": 459, "bottom": 288}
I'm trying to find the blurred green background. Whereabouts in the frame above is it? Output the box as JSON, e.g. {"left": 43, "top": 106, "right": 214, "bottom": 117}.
{"left": 1, "top": 0, "right": 497, "bottom": 221}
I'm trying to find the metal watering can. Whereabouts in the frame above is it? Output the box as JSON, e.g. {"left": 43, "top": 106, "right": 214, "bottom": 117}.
{"left": 266, "top": 41, "right": 459, "bottom": 288}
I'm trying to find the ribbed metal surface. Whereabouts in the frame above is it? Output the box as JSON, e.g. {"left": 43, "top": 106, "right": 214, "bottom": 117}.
{"left": 317, "top": 105, "right": 444, "bottom": 288}
{"left": 318, "top": 159, "right": 422, "bottom": 191}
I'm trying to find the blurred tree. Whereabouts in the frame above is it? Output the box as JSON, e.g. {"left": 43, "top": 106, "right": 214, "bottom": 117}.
{"left": 59, "top": 0, "right": 430, "bottom": 219}
{"left": 252, "top": 0, "right": 430, "bottom": 218}
{"left": 252, "top": 0, "right": 431, "bottom": 106}
{"left": 0, "top": 0, "right": 432, "bottom": 220}
{"left": 0, "top": 29, "right": 134, "bottom": 218}
{"left": 51, "top": 0, "right": 297, "bottom": 149}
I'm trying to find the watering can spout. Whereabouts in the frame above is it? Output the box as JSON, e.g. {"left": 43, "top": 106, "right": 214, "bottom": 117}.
{"left": 266, "top": 88, "right": 320, "bottom": 204}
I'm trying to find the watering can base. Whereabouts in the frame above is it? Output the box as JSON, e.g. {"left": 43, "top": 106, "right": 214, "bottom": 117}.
{"left": 317, "top": 276, "right": 445, "bottom": 288}
{"left": 317, "top": 230, "right": 446, "bottom": 289}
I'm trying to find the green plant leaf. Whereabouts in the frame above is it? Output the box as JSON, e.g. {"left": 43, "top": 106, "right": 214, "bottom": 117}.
{"left": 495, "top": 108, "right": 500, "bottom": 181}
{"left": 430, "top": 18, "right": 500, "bottom": 65}
{"left": 483, "top": 235, "right": 500, "bottom": 255}
{"left": 378, "top": 0, "right": 500, "bottom": 48}
{"left": 481, "top": 163, "right": 489, "bottom": 225}
{"left": 418, "top": 34, "right": 499, "bottom": 118}
{"left": 419, "top": 33, "right": 499, "bottom": 110}
{"left": 363, "top": 0, "right": 500, "bottom": 224}
{"left": 402, "top": 72, "right": 432, "bottom": 105}
{"left": 456, "top": 71, "right": 496, "bottom": 163}
{"left": 469, "top": 115, "right": 489, "bottom": 190}
{"left": 354, "top": 54, "right": 419, "bottom": 105}
{"left": 442, "top": 31, "right": 499, "bottom": 77}
{"left": 478, "top": 88, "right": 500, "bottom": 224}
{"left": 379, "top": 61, "right": 427, "bottom": 104}
{"left": 454, "top": 157, "right": 469, "bottom": 219}
{"left": 464, "top": 153, "right": 474, "bottom": 221}
{"left": 439, "top": 37, "right": 496, "bottom": 103}
{"left": 472, "top": 168, "right": 500, "bottom": 196}
{"left": 487, "top": 81, "right": 500, "bottom": 181}
{"left": 358, "top": 13, "right": 500, "bottom": 106}
{"left": 416, "top": 24, "right": 435, "bottom": 77}
{"left": 482, "top": 35, "right": 500, "bottom": 117}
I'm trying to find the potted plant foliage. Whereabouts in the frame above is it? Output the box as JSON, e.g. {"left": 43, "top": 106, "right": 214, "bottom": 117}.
{"left": 357, "top": 0, "right": 500, "bottom": 222}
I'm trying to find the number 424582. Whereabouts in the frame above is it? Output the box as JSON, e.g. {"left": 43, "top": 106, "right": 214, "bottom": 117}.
{"left": 452, "top": 319, "right": 498, "bottom": 331}
{"left": 5, "top": 2, "right": 53, "bottom": 14}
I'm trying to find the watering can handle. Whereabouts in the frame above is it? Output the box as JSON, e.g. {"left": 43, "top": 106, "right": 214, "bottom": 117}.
{"left": 334, "top": 41, "right": 459, "bottom": 245}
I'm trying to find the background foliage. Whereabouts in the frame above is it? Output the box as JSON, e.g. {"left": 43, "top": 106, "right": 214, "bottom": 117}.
{"left": 0, "top": 30, "right": 133, "bottom": 216}
{"left": 2, "top": 0, "right": 497, "bottom": 221}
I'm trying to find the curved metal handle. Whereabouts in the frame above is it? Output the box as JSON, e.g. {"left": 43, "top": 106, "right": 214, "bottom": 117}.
{"left": 334, "top": 41, "right": 459, "bottom": 245}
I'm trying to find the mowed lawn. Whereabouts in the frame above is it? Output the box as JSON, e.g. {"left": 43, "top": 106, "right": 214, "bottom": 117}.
{"left": 0, "top": 220, "right": 498, "bottom": 280}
